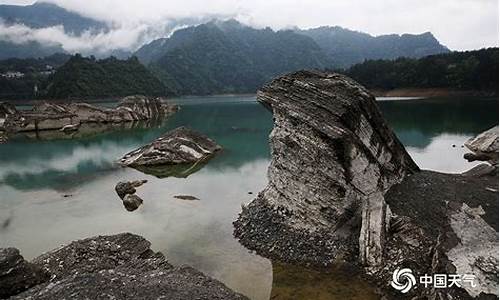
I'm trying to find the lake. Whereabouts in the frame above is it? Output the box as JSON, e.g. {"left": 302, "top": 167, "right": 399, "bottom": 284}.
{"left": 0, "top": 95, "right": 497, "bottom": 300}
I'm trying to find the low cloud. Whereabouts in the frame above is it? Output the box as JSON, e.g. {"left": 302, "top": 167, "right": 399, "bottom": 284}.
{"left": 0, "top": 19, "right": 190, "bottom": 55}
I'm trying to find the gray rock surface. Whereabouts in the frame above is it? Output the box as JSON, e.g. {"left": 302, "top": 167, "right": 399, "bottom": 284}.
{"left": 2, "top": 96, "right": 178, "bottom": 134}
{"left": 6, "top": 233, "right": 247, "bottom": 300}
{"left": 119, "top": 126, "right": 222, "bottom": 177}
{"left": 464, "top": 126, "right": 499, "bottom": 166}
{"left": 233, "top": 70, "right": 498, "bottom": 299}
{"left": 234, "top": 70, "right": 418, "bottom": 266}
{"left": 0, "top": 247, "right": 48, "bottom": 298}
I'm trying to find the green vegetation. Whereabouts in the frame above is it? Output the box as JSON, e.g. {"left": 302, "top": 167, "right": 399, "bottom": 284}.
{"left": 0, "top": 53, "right": 70, "bottom": 100}
{"left": 341, "top": 48, "right": 499, "bottom": 92}
{"left": 44, "top": 54, "right": 169, "bottom": 99}
{"left": 138, "top": 20, "right": 331, "bottom": 95}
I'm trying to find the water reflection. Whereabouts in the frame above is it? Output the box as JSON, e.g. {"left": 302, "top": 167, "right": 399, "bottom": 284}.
{"left": 0, "top": 95, "right": 498, "bottom": 300}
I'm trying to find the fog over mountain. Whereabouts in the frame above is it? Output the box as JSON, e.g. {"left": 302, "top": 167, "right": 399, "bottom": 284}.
{"left": 0, "top": 0, "right": 497, "bottom": 57}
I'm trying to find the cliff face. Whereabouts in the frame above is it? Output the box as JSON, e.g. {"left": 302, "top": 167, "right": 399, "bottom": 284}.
{"left": 234, "top": 71, "right": 418, "bottom": 265}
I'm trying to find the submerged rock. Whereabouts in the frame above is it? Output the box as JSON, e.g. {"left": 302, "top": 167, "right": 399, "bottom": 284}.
{"left": 2, "top": 96, "right": 178, "bottom": 134}
{"left": 119, "top": 126, "right": 222, "bottom": 178}
{"left": 464, "top": 126, "right": 498, "bottom": 166}
{"left": 5, "top": 233, "right": 247, "bottom": 299}
{"left": 233, "top": 70, "right": 498, "bottom": 299}
{"left": 234, "top": 70, "right": 418, "bottom": 266}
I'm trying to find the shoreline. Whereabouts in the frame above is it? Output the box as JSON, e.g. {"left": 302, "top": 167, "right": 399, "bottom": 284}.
{"left": 371, "top": 88, "right": 498, "bottom": 97}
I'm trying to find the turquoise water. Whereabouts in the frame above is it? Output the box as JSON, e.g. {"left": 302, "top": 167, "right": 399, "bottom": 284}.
{"left": 0, "top": 95, "right": 497, "bottom": 300}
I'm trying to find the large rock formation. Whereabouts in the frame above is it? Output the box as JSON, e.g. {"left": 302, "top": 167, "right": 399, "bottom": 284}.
{"left": 3, "top": 233, "right": 247, "bottom": 300}
{"left": 233, "top": 70, "right": 498, "bottom": 299}
{"left": 1, "top": 95, "right": 178, "bottom": 134}
{"left": 119, "top": 126, "right": 222, "bottom": 178}
{"left": 234, "top": 70, "right": 419, "bottom": 266}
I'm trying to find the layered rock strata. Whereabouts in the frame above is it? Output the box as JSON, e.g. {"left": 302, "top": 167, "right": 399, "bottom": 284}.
{"left": 233, "top": 71, "right": 498, "bottom": 299}
{"left": 2, "top": 233, "right": 247, "bottom": 300}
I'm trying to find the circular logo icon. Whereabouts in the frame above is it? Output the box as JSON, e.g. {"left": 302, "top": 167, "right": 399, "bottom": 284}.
{"left": 391, "top": 268, "right": 416, "bottom": 293}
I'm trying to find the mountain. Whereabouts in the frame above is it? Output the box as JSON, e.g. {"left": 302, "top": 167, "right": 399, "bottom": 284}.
{"left": 299, "top": 26, "right": 450, "bottom": 68}
{"left": 0, "top": 40, "right": 65, "bottom": 60}
{"left": 0, "top": 2, "right": 107, "bottom": 34}
{"left": 342, "top": 48, "right": 498, "bottom": 92}
{"left": 136, "top": 20, "right": 331, "bottom": 95}
{"left": 43, "top": 54, "right": 169, "bottom": 99}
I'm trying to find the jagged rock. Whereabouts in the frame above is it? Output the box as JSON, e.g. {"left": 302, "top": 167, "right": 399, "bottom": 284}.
{"left": 234, "top": 70, "right": 418, "bottom": 266}
{"left": 464, "top": 126, "right": 499, "bottom": 166}
{"left": 2, "top": 96, "right": 178, "bottom": 134}
{"left": 0, "top": 247, "right": 48, "bottom": 298}
{"left": 233, "top": 70, "right": 498, "bottom": 300}
{"left": 119, "top": 127, "right": 222, "bottom": 178}
{"left": 122, "top": 194, "right": 144, "bottom": 211}
{"left": 7, "top": 233, "right": 247, "bottom": 299}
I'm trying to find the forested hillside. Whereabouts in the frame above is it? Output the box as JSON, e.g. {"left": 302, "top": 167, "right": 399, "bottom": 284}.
{"left": 43, "top": 55, "right": 169, "bottom": 99}
{"left": 341, "top": 48, "right": 498, "bottom": 92}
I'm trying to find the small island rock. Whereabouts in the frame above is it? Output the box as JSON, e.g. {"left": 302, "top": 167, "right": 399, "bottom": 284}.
{"left": 119, "top": 127, "right": 222, "bottom": 177}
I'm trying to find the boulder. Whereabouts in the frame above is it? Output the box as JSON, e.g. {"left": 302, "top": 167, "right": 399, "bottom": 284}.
{"left": 119, "top": 127, "right": 222, "bottom": 178}
{"left": 234, "top": 71, "right": 418, "bottom": 266}
{"left": 6, "top": 233, "right": 247, "bottom": 300}
{"left": 0, "top": 247, "right": 48, "bottom": 298}
{"left": 115, "top": 180, "right": 147, "bottom": 211}
{"left": 122, "top": 194, "right": 144, "bottom": 211}
{"left": 464, "top": 126, "right": 498, "bottom": 166}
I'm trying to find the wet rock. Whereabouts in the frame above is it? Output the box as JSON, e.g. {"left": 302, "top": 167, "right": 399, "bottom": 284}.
{"left": 464, "top": 126, "right": 499, "bottom": 166}
{"left": 0, "top": 247, "right": 48, "bottom": 298}
{"left": 119, "top": 127, "right": 222, "bottom": 177}
{"left": 7, "top": 233, "right": 247, "bottom": 299}
{"left": 122, "top": 194, "right": 144, "bottom": 211}
{"left": 234, "top": 71, "right": 418, "bottom": 266}
{"left": 115, "top": 180, "right": 147, "bottom": 200}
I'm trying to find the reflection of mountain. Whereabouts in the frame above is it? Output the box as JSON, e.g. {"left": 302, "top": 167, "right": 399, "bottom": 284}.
{"left": 379, "top": 97, "right": 499, "bottom": 148}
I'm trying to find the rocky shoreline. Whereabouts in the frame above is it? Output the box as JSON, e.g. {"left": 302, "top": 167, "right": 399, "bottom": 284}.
{"left": 1, "top": 233, "right": 247, "bottom": 300}
{"left": 0, "top": 95, "right": 178, "bottom": 142}
{"left": 233, "top": 70, "right": 499, "bottom": 299}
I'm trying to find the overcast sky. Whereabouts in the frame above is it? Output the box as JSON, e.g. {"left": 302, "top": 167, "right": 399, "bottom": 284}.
{"left": 1, "top": 0, "right": 498, "bottom": 51}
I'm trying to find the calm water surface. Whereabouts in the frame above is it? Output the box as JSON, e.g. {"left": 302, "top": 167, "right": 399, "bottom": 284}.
{"left": 0, "top": 95, "right": 497, "bottom": 300}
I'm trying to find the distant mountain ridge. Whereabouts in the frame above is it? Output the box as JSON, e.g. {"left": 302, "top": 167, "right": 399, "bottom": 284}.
{"left": 137, "top": 20, "right": 332, "bottom": 94}
{"left": 0, "top": 2, "right": 108, "bottom": 34}
{"left": 298, "top": 26, "right": 450, "bottom": 68}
